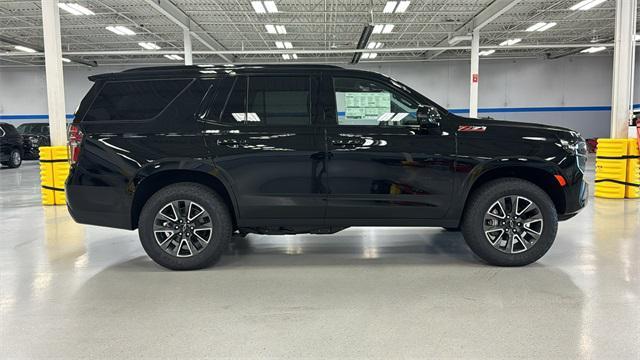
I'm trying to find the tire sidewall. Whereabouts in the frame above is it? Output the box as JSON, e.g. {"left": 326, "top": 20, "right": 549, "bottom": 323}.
{"left": 138, "top": 184, "right": 232, "bottom": 270}
{"left": 10, "top": 149, "right": 21, "bottom": 168}
{"left": 462, "top": 179, "right": 558, "bottom": 266}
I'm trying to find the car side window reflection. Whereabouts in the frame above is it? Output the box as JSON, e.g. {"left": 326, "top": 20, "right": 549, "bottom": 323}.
{"left": 333, "top": 77, "right": 419, "bottom": 127}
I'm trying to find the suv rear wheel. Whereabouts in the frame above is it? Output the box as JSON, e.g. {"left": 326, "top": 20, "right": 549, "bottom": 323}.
{"left": 138, "top": 183, "right": 232, "bottom": 270}
{"left": 461, "top": 178, "right": 558, "bottom": 266}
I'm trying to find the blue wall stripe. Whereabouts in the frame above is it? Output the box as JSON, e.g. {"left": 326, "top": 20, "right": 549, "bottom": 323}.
{"left": 0, "top": 114, "right": 74, "bottom": 120}
{"left": 1, "top": 104, "right": 639, "bottom": 120}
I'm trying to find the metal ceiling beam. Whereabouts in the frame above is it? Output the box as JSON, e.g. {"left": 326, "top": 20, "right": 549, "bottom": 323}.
{"left": 424, "top": 0, "right": 523, "bottom": 60}
{"left": 0, "top": 43, "right": 623, "bottom": 58}
{"left": 143, "top": 0, "right": 231, "bottom": 63}
{"left": 0, "top": 34, "right": 97, "bottom": 67}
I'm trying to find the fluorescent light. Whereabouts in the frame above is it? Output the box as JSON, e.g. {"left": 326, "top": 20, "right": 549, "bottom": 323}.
{"left": 275, "top": 25, "right": 286, "bottom": 34}
{"left": 395, "top": 1, "right": 410, "bottom": 13}
{"left": 372, "top": 24, "right": 384, "bottom": 34}
{"left": 367, "top": 42, "right": 383, "bottom": 49}
{"left": 265, "top": 24, "right": 276, "bottom": 34}
{"left": 251, "top": 1, "right": 266, "bottom": 13}
{"left": 106, "top": 26, "right": 135, "bottom": 36}
{"left": 14, "top": 45, "right": 36, "bottom": 53}
{"left": 264, "top": 1, "right": 278, "bottom": 13}
{"left": 448, "top": 35, "right": 472, "bottom": 45}
{"left": 275, "top": 41, "right": 284, "bottom": 48}
{"left": 383, "top": 1, "right": 397, "bottom": 13}
{"left": 292, "top": 54, "right": 298, "bottom": 59}
{"left": 479, "top": 49, "right": 495, "bottom": 56}
{"left": 361, "top": 53, "right": 370, "bottom": 59}
{"left": 164, "top": 54, "right": 183, "bottom": 60}
{"left": 361, "top": 53, "right": 377, "bottom": 60}
{"left": 284, "top": 41, "right": 293, "bottom": 49}
{"left": 570, "top": 0, "right": 606, "bottom": 11}
{"left": 382, "top": 24, "right": 395, "bottom": 33}
{"left": 369, "top": 53, "right": 378, "bottom": 59}
{"left": 581, "top": 46, "right": 606, "bottom": 53}
{"left": 138, "top": 42, "right": 160, "bottom": 50}
{"left": 526, "top": 22, "right": 546, "bottom": 32}
{"left": 62, "top": 57, "right": 71, "bottom": 63}
{"left": 537, "top": 22, "right": 557, "bottom": 31}
{"left": 282, "top": 54, "right": 290, "bottom": 60}
{"left": 499, "top": 38, "right": 521, "bottom": 46}
{"left": 59, "top": 3, "right": 95, "bottom": 16}
{"left": 635, "top": 34, "right": 640, "bottom": 41}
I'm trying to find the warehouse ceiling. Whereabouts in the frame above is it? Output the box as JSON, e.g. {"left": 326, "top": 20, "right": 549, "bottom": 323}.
{"left": 0, "top": 0, "right": 636, "bottom": 66}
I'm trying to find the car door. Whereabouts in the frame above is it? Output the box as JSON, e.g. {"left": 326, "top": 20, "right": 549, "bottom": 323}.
{"left": 201, "top": 74, "right": 327, "bottom": 221}
{"left": 323, "top": 74, "right": 454, "bottom": 220}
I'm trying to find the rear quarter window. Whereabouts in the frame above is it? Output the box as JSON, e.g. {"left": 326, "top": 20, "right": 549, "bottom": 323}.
{"left": 83, "top": 79, "right": 192, "bottom": 122}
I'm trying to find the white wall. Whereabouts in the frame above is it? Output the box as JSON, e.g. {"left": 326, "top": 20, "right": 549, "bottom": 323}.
{"left": 1, "top": 56, "right": 638, "bottom": 138}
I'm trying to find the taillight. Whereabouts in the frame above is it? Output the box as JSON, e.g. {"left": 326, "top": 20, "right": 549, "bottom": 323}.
{"left": 68, "top": 124, "right": 83, "bottom": 165}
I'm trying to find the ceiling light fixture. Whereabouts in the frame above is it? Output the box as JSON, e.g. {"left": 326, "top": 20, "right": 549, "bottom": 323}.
{"left": 275, "top": 41, "right": 284, "bottom": 48}
{"left": 372, "top": 24, "right": 395, "bottom": 34}
{"left": 138, "top": 42, "right": 161, "bottom": 50}
{"left": 164, "top": 54, "right": 183, "bottom": 61}
{"left": 499, "top": 38, "right": 522, "bottom": 46}
{"left": 282, "top": 54, "right": 290, "bottom": 60}
{"left": 14, "top": 45, "right": 36, "bottom": 53}
{"left": 367, "top": 41, "right": 384, "bottom": 49}
{"left": 537, "top": 22, "right": 557, "bottom": 31}
{"left": 479, "top": 49, "right": 495, "bottom": 56}
{"left": 58, "top": 3, "right": 94, "bottom": 16}
{"left": 526, "top": 22, "right": 546, "bottom": 32}
{"left": 252, "top": 1, "right": 278, "bottom": 14}
{"left": 62, "top": 57, "right": 71, "bottom": 63}
{"left": 383, "top": 1, "right": 410, "bottom": 13}
{"left": 570, "top": 0, "right": 607, "bottom": 11}
{"left": 106, "top": 26, "right": 135, "bottom": 36}
{"left": 634, "top": 34, "right": 640, "bottom": 41}
{"left": 580, "top": 46, "right": 606, "bottom": 53}
{"left": 283, "top": 41, "right": 293, "bottom": 49}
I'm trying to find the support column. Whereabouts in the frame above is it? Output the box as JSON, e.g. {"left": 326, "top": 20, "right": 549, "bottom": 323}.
{"left": 469, "top": 29, "right": 480, "bottom": 119}
{"left": 183, "top": 28, "right": 193, "bottom": 66}
{"left": 610, "top": 0, "right": 637, "bottom": 138}
{"left": 41, "top": 0, "right": 67, "bottom": 146}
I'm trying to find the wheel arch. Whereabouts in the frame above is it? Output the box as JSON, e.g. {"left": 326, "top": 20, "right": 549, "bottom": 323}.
{"left": 462, "top": 164, "right": 566, "bottom": 216}
{"left": 131, "top": 168, "right": 238, "bottom": 230}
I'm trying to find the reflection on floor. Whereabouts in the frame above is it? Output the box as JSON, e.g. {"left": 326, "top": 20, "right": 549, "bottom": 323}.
{"left": 0, "top": 160, "right": 638, "bottom": 359}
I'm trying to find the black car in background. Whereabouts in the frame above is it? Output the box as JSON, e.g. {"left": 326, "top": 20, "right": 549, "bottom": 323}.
{"left": 0, "top": 122, "right": 23, "bottom": 168}
{"left": 16, "top": 122, "right": 50, "bottom": 159}
{"left": 65, "top": 65, "right": 588, "bottom": 270}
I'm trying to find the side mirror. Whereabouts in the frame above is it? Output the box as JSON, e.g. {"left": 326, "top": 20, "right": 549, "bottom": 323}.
{"left": 417, "top": 105, "right": 441, "bottom": 128}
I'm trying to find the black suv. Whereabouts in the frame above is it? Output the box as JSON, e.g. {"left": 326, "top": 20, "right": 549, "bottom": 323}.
{"left": 0, "top": 122, "right": 23, "bottom": 168}
{"left": 66, "top": 65, "right": 588, "bottom": 270}
{"left": 16, "top": 122, "right": 51, "bottom": 159}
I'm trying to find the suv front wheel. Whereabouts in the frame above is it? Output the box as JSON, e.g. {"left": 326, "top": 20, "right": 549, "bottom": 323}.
{"left": 461, "top": 178, "right": 558, "bottom": 266}
{"left": 138, "top": 183, "right": 232, "bottom": 270}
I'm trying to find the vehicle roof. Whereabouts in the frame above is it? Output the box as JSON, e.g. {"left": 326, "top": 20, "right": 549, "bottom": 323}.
{"left": 88, "top": 64, "right": 370, "bottom": 81}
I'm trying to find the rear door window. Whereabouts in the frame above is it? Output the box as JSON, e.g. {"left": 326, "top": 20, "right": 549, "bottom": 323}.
{"left": 84, "top": 79, "right": 192, "bottom": 121}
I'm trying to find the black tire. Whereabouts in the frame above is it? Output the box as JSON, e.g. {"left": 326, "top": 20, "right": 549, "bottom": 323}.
{"left": 2, "top": 149, "right": 22, "bottom": 168}
{"left": 138, "top": 183, "right": 232, "bottom": 270}
{"left": 461, "top": 178, "right": 558, "bottom": 266}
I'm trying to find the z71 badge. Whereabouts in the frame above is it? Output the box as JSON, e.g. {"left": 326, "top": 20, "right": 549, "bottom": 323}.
{"left": 458, "top": 125, "right": 487, "bottom": 132}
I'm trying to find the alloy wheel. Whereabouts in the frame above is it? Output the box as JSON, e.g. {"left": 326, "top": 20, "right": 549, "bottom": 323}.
{"left": 482, "top": 195, "right": 544, "bottom": 254}
{"left": 153, "top": 200, "right": 213, "bottom": 258}
{"left": 11, "top": 151, "right": 20, "bottom": 166}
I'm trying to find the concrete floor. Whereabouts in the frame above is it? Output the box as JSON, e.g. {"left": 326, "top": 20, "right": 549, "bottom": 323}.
{"left": 0, "top": 159, "right": 638, "bottom": 359}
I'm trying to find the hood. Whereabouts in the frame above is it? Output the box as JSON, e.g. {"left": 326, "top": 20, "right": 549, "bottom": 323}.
{"left": 455, "top": 116, "right": 582, "bottom": 142}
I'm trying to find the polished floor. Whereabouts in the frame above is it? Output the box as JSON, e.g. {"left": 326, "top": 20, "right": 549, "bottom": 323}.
{"left": 0, "top": 159, "right": 638, "bottom": 359}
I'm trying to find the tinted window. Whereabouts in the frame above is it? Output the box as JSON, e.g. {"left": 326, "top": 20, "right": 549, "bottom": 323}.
{"left": 333, "top": 77, "right": 418, "bottom": 126}
{"left": 84, "top": 79, "right": 191, "bottom": 121}
{"left": 247, "top": 76, "right": 310, "bottom": 125}
{"left": 1, "top": 124, "right": 18, "bottom": 136}
{"left": 220, "top": 77, "right": 247, "bottom": 123}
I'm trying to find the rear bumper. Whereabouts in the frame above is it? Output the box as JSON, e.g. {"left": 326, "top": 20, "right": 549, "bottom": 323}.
{"left": 65, "top": 168, "right": 134, "bottom": 230}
